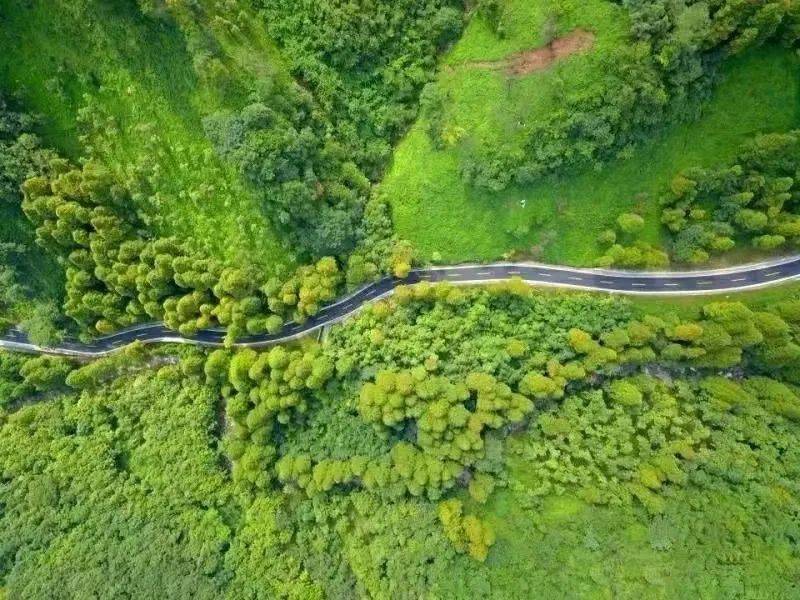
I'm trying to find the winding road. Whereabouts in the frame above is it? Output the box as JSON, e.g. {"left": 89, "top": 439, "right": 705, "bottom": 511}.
{"left": 3, "top": 255, "right": 800, "bottom": 357}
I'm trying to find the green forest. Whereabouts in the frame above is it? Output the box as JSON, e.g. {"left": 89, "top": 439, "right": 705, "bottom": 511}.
{"left": 1, "top": 1, "right": 800, "bottom": 598}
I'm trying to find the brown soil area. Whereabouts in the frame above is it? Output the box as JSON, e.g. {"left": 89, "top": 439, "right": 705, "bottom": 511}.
{"left": 466, "top": 29, "right": 595, "bottom": 76}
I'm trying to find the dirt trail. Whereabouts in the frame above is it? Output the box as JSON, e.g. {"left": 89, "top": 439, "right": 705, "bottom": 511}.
{"left": 465, "top": 29, "right": 595, "bottom": 76}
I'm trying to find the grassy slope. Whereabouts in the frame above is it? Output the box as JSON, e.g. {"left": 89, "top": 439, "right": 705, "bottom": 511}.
{"left": 440, "top": 0, "right": 629, "bottom": 152}
{"left": 0, "top": 0, "right": 292, "bottom": 274}
{"left": 383, "top": 0, "right": 800, "bottom": 266}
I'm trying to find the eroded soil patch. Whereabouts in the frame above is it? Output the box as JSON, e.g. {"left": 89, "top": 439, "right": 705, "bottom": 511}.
{"left": 465, "top": 29, "right": 595, "bottom": 76}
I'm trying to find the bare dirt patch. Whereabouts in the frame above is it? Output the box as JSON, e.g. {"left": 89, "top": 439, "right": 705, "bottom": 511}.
{"left": 465, "top": 29, "right": 595, "bottom": 76}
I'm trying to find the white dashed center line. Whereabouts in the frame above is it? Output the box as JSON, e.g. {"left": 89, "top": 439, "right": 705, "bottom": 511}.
{"left": 569, "top": 277, "right": 583, "bottom": 282}
{"left": 765, "top": 271, "right": 782, "bottom": 278}
{"left": 731, "top": 277, "right": 747, "bottom": 283}
{"left": 632, "top": 283, "right": 647, "bottom": 287}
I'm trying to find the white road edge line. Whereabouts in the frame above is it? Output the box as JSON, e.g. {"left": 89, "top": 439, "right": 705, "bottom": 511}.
{"left": 3, "top": 259, "right": 800, "bottom": 357}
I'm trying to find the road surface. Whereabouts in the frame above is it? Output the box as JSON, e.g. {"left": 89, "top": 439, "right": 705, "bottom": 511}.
{"left": 2, "top": 255, "right": 800, "bottom": 357}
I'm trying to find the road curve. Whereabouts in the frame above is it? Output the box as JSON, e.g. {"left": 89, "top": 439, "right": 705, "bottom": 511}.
{"left": 3, "top": 255, "right": 800, "bottom": 357}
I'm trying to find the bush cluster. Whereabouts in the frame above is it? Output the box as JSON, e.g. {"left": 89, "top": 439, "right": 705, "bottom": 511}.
{"left": 662, "top": 130, "right": 800, "bottom": 263}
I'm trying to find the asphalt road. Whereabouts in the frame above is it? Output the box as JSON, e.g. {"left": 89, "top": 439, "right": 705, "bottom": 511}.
{"left": 3, "top": 255, "right": 800, "bottom": 357}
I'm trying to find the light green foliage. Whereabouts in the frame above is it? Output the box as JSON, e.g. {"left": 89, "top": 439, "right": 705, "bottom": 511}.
{"left": 595, "top": 212, "right": 669, "bottom": 268}
{"left": 468, "top": 472, "right": 496, "bottom": 504}
{"left": 744, "top": 376, "right": 800, "bottom": 421}
{"left": 0, "top": 353, "right": 487, "bottom": 597}
{"left": 340, "top": 492, "right": 485, "bottom": 598}
{"left": 510, "top": 378, "right": 709, "bottom": 508}
{"left": 0, "top": 370, "right": 235, "bottom": 598}
{"left": 5, "top": 284, "right": 800, "bottom": 592}
{"left": 6, "top": 0, "right": 800, "bottom": 593}
{"left": 223, "top": 497, "right": 324, "bottom": 599}
{"left": 438, "top": 498, "right": 496, "bottom": 561}
{"left": 662, "top": 130, "right": 800, "bottom": 263}
{"left": 361, "top": 369, "right": 533, "bottom": 460}
{"left": 608, "top": 379, "right": 643, "bottom": 407}
{"left": 266, "top": 257, "right": 343, "bottom": 324}
{"left": 278, "top": 368, "right": 532, "bottom": 500}
{"left": 519, "top": 372, "right": 565, "bottom": 400}
{"left": 327, "top": 281, "right": 633, "bottom": 382}
{"left": 215, "top": 343, "right": 335, "bottom": 490}
{"left": 616, "top": 213, "right": 645, "bottom": 235}
{"left": 21, "top": 160, "right": 346, "bottom": 340}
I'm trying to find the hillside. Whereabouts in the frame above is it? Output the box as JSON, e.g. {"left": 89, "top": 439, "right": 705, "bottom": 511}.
{"left": 1, "top": 1, "right": 800, "bottom": 598}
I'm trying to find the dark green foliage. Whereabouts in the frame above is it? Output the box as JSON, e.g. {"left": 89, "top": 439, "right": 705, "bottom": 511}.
{"left": 197, "top": 0, "right": 464, "bottom": 259}
{"left": 203, "top": 95, "right": 369, "bottom": 258}
{"left": 17, "top": 300, "right": 64, "bottom": 346}
{"left": 257, "top": 0, "right": 463, "bottom": 177}
{"left": 136, "top": 0, "right": 454, "bottom": 261}
{"left": 0, "top": 242, "right": 25, "bottom": 317}
{"left": 0, "top": 351, "right": 72, "bottom": 409}
{"left": 0, "top": 94, "right": 63, "bottom": 323}
{"left": 0, "top": 351, "right": 31, "bottom": 408}
{"left": 0, "top": 99, "right": 54, "bottom": 206}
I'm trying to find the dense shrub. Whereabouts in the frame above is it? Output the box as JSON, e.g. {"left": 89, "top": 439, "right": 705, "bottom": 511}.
{"left": 256, "top": 0, "right": 464, "bottom": 176}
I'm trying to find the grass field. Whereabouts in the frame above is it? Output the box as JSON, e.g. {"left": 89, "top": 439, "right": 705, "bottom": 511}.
{"left": 0, "top": 0, "right": 293, "bottom": 274}
{"left": 383, "top": 0, "right": 800, "bottom": 266}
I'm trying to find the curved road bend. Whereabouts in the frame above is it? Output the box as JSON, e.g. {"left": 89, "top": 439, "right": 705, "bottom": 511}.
{"left": 3, "top": 255, "right": 800, "bottom": 357}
